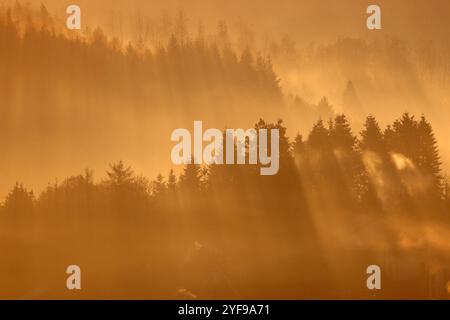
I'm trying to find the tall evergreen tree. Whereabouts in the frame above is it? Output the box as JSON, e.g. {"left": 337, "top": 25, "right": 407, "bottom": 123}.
{"left": 386, "top": 113, "right": 418, "bottom": 161}
{"left": 167, "top": 169, "right": 177, "bottom": 193}
{"left": 179, "top": 157, "right": 202, "bottom": 192}
{"left": 360, "top": 115, "right": 386, "bottom": 153}
{"left": 293, "top": 133, "right": 305, "bottom": 155}
{"left": 106, "top": 161, "right": 135, "bottom": 186}
{"left": 329, "top": 114, "right": 357, "bottom": 152}
{"left": 342, "top": 80, "right": 363, "bottom": 119}
{"left": 417, "top": 115, "right": 442, "bottom": 198}
{"left": 3, "top": 183, "right": 34, "bottom": 214}
{"left": 307, "top": 119, "right": 330, "bottom": 151}
{"left": 152, "top": 173, "right": 166, "bottom": 197}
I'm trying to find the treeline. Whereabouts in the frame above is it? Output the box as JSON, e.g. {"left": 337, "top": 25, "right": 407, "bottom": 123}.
{"left": 275, "top": 36, "right": 450, "bottom": 133}
{"left": 0, "top": 3, "right": 284, "bottom": 201}
{"left": 0, "top": 4, "right": 282, "bottom": 139}
{"left": 3, "top": 113, "right": 447, "bottom": 223}
{"left": 1, "top": 113, "right": 449, "bottom": 299}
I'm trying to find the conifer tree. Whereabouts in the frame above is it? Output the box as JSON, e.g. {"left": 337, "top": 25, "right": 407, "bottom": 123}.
{"left": 329, "top": 114, "right": 357, "bottom": 152}
{"left": 307, "top": 119, "right": 330, "bottom": 151}
{"left": 167, "top": 169, "right": 177, "bottom": 193}
{"left": 317, "top": 96, "right": 334, "bottom": 120}
{"left": 106, "top": 161, "right": 135, "bottom": 186}
{"left": 152, "top": 173, "right": 166, "bottom": 197}
{"left": 342, "top": 80, "right": 363, "bottom": 119}
{"left": 360, "top": 115, "right": 385, "bottom": 153}
{"left": 417, "top": 115, "right": 442, "bottom": 197}
{"left": 3, "top": 183, "right": 34, "bottom": 213}
{"left": 293, "top": 133, "right": 305, "bottom": 155}
{"left": 179, "top": 157, "right": 202, "bottom": 192}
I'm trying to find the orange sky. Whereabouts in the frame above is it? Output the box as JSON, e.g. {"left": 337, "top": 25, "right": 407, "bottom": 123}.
{"left": 16, "top": 0, "right": 449, "bottom": 45}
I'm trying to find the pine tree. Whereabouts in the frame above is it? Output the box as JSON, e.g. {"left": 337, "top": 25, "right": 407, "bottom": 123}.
{"left": 329, "top": 114, "right": 357, "bottom": 152}
{"left": 106, "top": 161, "right": 134, "bottom": 186}
{"left": 167, "top": 169, "right": 177, "bottom": 192}
{"left": 342, "top": 80, "right": 363, "bottom": 118}
{"left": 330, "top": 114, "right": 364, "bottom": 204}
{"left": 293, "top": 133, "right": 305, "bottom": 155}
{"left": 418, "top": 115, "right": 442, "bottom": 197}
{"left": 317, "top": 96, "right": 334, "bottom": 120}
{"left": 152, "top": 173, "right": 166, "bottom": 197}
{"left": 179, "top": 157, "right": 202, "bottom": 192}
{"left": 383, "top": 124, "right": 396, "bottom": 151}
{"left": 360, "top": 115, "right": 385, "bottom": 153}
{"left": 358, "top": 115, "right": 389, "bottom": 210}
{"left": 3, "top": 183, "right": 34, "bottom": 213}
{"left": 387, "top": 113, "right": 418, "bottom": 161}
{"left": 307, "top": 119, "right": 330, "bottom": 150}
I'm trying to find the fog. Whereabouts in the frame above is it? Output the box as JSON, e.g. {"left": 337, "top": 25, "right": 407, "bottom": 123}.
{"left": 0, "top": 0, "right": 449, "bottom": 299}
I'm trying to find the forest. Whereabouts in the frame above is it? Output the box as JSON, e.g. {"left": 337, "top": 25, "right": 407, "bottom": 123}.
{"left": 1, "top": 112, "right": 450, "bottom": 299}
{"left": 0, "top": 2, "right": 450, "bottom": 299}
{"left": 0, "top": 3, "right": 285, "bottom": 198}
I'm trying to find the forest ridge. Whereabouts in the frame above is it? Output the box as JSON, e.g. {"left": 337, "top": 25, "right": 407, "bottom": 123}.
{"left": 2, "top": 113, "right": 450, "bottom": 299}
{"left": 0, "top": 3, "right": 449, "bottom": 197}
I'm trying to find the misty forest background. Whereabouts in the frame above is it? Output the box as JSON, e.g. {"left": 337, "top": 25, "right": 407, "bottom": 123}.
{"left": 1, "top": 3, "right": 450, "bottom": 299}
